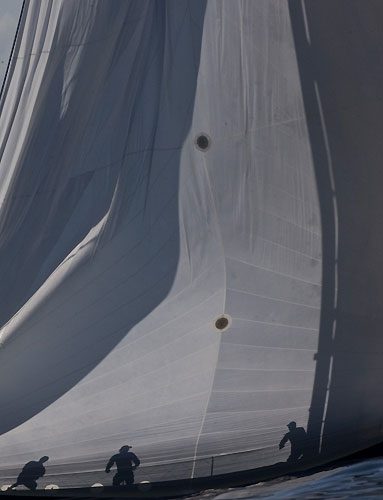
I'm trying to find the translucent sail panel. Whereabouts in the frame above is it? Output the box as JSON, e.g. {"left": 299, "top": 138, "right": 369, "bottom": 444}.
{"left": 0, "top": 0, "right": 323, "bottom": 487}
{"left": 189, "top": 1, "right": 321, "bottom": 473}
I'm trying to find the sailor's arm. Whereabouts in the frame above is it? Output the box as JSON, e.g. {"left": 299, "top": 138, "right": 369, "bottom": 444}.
{"left": 279, "top": 433, "right": 289, "bottom": 449}
{"left": 131, "top": 454, "right": 140, "bottom": 469}
{"left": 105, "top": 456, "right": 115, "bottom": 473}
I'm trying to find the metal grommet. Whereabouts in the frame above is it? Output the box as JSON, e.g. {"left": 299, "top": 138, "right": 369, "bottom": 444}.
{"left": 214, "top": 314, "right": 231, "bottom": 331}
{"left": 195, "top": 133, "right": 211, "bottom": 151}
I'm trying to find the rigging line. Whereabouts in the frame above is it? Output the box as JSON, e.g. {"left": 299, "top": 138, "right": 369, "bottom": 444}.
{"left": 0, "top": 0, "right": 25, "bottom": 111}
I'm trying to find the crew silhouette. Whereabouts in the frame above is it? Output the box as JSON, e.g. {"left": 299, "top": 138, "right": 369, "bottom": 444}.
{"left": 9, "top": 456, "right": 49, "bottom": 491}
{"left": 279, "top": 421, "right": 307, "bottom": 462}
{"left": 105, "top": 445, "right": 140, "bottom": 486}
{"left": 3, "top": 430, "right": 312, "bottom": 491}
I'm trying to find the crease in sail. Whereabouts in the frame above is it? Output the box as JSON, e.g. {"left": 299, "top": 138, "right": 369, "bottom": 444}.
{"left": 0, "top": 0, "right": 215, "bottom": 460}
{"left": 0, "top": 0, "right": 322, "bottom": 477}
{"left": 188, "top": 1, "right": 321, "bottom": 473}
{"left": 8, "top": 0, "right": 383, "bottom": 488}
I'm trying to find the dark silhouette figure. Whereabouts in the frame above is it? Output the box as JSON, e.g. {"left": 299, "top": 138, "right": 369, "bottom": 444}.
{"left": 105, "top": 445, "right": 140, "bottom": 486}
{"left": 9, "top": 456, "right": 49, "bottom": 490}
{"left": 279, "top": 422, "right": 307, "bottom": 462}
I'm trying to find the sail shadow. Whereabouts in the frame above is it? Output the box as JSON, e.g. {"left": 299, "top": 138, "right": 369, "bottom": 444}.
{"left": 289, "top": 0, "right": 383, "bottom": 458}
{"left": 0, "top": 0, "right": 207, "bottom": 435}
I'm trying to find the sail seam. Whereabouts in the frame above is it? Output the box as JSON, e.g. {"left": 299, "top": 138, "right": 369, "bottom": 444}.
{"left": 229, "top": 317, "right": 318, "bottom": 331}
{"left": 190, "top": 139, "right": 227, "bottom": 478}
{"left": 227, "top": 287, "right": 320, "bottom": 310}
{"left": 219, "top": 342, "right": 316, "bottom": 352}
{"left": 254, "top": 235, "right": 321, "bottom": 261}
{"left": 226, "top": 256, "right": 321, "bottom": 286}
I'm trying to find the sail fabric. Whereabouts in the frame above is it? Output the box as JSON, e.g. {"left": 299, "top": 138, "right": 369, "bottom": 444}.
{"left": 0, "top": 0, "right": 324, "bottom": 487}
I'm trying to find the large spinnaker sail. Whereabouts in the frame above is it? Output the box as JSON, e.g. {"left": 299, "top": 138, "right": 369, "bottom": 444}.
{"left": 0, "top": 0, "right": 380, "bottom": 491}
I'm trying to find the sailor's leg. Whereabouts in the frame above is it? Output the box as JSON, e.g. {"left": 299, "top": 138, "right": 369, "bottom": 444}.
{"left": 10, "top": 474, "right": 24, "bottom": 489}
{"left": 123, "top": 471, "right": 134, "bottom": 485}
{"left": 287, "top": 450, "right": 301, "bottom": 462}
{"left": 22, "top": 479, "right": 37, "bottom": 491}
{"left": 113, "top": 472, "right": 123, "bottom": 486}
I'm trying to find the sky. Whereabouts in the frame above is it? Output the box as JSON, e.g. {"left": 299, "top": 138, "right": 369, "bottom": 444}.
{"left": 0, "top": 0, "right": 23, "bottom": 86}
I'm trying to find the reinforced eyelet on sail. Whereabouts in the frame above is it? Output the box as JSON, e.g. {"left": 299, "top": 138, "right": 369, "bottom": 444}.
{"left": 214, "top": 315, "right": 231, "bottom": 331}
{"left": 195, "top": 133, "right": 211, "bottom": 151}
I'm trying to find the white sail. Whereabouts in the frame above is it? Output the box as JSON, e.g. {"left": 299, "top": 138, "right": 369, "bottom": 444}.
{"left": 0, "top": 0, "right": 380, "bottom": 490}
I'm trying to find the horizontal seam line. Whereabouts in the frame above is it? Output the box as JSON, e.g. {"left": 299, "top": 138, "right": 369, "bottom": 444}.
{"left": 252, "top": 236, "right": 321, "bottom": 261}
{"left": 227, "top": 287, "right": 321, "bottom": 309}
{"left": 229, "top": 317, "right": 318, "bottom": 331}
{"left": 220, "top": 341, "right": 316, "bottom": 352}
{"left": 207, "top": 406, "right": 310, "bottom": 414}
{"left": 216, "top": 367, "right": 315, "bottom": 372}
{"left": 213, "top": 388, "right": 312, "bottom": 393}
{"left": 225, "top": 256, "right": 321, "bottom": 286}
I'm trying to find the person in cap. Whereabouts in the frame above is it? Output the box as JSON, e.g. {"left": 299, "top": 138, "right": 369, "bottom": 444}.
{"left": 9, "top": 456, "right": 49, "bottom": 491}
{"left": 279, "top": 421, "right": 307, "bottom": 462}
{"left": 105, "top": 445, "right": 140, "bottom": 486}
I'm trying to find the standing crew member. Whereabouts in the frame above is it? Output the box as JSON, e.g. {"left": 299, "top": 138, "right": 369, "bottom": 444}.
{"left": 105, "top": 445, "right": 140, "bottom": 486}
{"left": 9, "top": 456, "right": 49, "bottom": 491}
{"left": 279, "top": 421, "right": 307, "bottom": 462}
